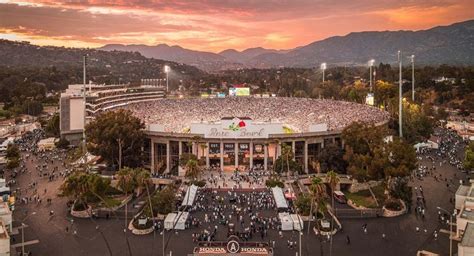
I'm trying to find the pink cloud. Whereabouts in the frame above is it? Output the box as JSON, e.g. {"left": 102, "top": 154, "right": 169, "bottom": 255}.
{"left": 0, "top": 0, "right": 472, "bottom": 52}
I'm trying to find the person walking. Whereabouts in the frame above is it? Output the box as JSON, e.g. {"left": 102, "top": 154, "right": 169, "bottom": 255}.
{"left": 346, "top": 235, "right": 351, "bottom": 245}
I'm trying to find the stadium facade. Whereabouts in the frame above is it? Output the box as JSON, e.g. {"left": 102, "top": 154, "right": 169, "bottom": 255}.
{"left": 60, "top": 83, "right": 389, "bottom": 174}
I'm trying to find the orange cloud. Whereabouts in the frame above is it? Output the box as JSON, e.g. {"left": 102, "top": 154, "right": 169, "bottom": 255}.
{"left": 0, "top": 0, "right": 473, "bottom": 52}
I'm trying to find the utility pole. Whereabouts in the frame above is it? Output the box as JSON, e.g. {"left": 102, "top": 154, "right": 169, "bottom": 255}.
{"left": 398, "top": 51, "right": 403, "bottom": 138}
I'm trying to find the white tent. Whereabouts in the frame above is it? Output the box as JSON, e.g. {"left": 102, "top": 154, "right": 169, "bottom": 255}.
{"left": 164, "top": 211, "right": 189, "bottom": 230}
{"left": 290, "top": 214, "right": 304, "bottom": 231}
{"left": 272, "top": 187, "right": 289, "bottom": 210}
{"left": 278, "top": 213, "right": 293, "bottom": 231}
{"left": 181, "top": 185, "right": 198, "bottom": 207}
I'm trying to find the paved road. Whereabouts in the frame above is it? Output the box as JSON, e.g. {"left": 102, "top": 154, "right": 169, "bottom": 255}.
{"left": 7, "top": 129, "right": 466, "bottom": 256}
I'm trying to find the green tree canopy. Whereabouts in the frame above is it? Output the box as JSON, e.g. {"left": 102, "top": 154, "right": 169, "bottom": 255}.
{"left": 85, "top": 109, "right": 145, "bottom": 169}
{"left": 5, "top": 144, "right": 20, "bottom": 159}
{"left": 342, "top": 122, "right": 416, "bottom": 181}
{"left": 317, "top": 143, "right": 347, "bottom": 173}
{"left": 465, "top": 142, "right": 474, "bottom": 171}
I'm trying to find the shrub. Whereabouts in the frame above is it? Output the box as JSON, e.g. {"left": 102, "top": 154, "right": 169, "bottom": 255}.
{"left": 265, "top": 178, "right": 284, "bottom": 188}
{"left": 385, "top": 200, "right": 402, "bottom": 211}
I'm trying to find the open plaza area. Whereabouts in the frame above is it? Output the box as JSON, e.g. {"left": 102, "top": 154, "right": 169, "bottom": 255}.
{"left": 1, "top": 125, "right": 467, "bottom": 256}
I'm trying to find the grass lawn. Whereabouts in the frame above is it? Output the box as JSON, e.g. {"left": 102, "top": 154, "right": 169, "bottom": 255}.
{"left": 371, "top": 184, "right": 387, "bottom": 205}
{"left": 345, "top": 190, "right": 378, "bottom": 208}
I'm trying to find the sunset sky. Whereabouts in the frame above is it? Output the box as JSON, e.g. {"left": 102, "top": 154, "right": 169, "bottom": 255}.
{"left": 0, "top": 0, "right": 473, "bottom": 52}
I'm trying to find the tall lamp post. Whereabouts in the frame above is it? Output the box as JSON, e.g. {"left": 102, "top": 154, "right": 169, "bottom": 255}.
{"left": 21, "top": 211, "right": 36, "bottom": 256}
{"left": 410, "top": 55, "right": 415, "bottom": 102}
{"left": 368, "top": 59, "right": 375, "bottom": 93}
{"left": 437, "top": 206, "right": 453, "bottom": 256}
{"left": 320, "top": 62, "right": 327, "bottom": 84}
{"left": 398, "top": 51, "right": 403, "bottom": 138}
{"left": 164, "top": 65, "right": 170, "bottom": 92}
{"left": 82, "top": 54, "right": 88, "bottom": 168}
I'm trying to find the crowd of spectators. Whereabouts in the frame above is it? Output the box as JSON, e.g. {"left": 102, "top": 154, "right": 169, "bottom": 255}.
{"left": 117, "top": 97, "right": 390, "bottom": 133}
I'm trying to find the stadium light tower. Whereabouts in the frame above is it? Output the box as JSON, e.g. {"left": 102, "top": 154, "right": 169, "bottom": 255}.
{"left": 368, "top": 59, "right": 375, "bottom": 92}
{"left": 398, "top": 50, "right": 403, "bottom": 138}
{"left": 320, "top": 62, "right": 327, "bottom": 84}
{"left": 164, "top": 65, "right": 170, "bottom": 92}
{"left": 82, "top": 54, "right": 88, "bottom": 165}
{"left": 410, "top": 55, "right": 415, "bottom": 102}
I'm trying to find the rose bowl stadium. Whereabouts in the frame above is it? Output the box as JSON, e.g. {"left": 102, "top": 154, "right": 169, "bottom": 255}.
{"left": 59, "top": 83, "right": 390, "bottom": 174}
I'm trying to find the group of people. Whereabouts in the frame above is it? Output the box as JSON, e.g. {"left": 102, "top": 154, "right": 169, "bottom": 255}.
{"left": 188, "top": 189, "right": 296, "bottom": 246}
{"left": 6, "top": 128, "right": 69, "bottom": 208}
{"left": 118, "top": 97, "right": 390, "bottom": 133}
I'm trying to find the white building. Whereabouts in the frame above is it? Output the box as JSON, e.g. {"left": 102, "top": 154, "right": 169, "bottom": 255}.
{"left": 459, "top": 223, "right": 474, "bottom": 256}
{"left": 0, "top": 203, "right": 11, "bottom": 232}
{"left": 456, "top": 183, "right": 474, "bottom": 237}
{"left": 0, "top": 220, "right": 9, "bottom": 256}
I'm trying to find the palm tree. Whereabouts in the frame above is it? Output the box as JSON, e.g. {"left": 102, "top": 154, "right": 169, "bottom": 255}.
{"left": 307, "top": 176, "right": 326, "bottom": 234}
{"left": 60, "top": 172, "right": 91, "bottom": 209}
{"left": 326, "top": 170, "right": 340, "bottom": 256}
{"left": 280, "top": 143, "right": 293, "bottom": 178}
{"left": 116, "top": 168, "right": 136, "bottom": 240}
{"left": 185, "top": 159, "right": 200, "bottom": 180}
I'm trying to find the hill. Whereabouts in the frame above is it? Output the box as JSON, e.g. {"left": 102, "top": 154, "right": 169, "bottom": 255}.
{"left": 101, "top": 20, "right": 474, "bottom": 69}
{"left": 0, "top": 39, "right": 206, "bottom": 84}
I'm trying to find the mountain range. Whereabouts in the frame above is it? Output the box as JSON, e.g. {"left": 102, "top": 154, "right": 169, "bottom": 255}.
{"left": 100, "top": 19, "right": 474, "bottom": 71}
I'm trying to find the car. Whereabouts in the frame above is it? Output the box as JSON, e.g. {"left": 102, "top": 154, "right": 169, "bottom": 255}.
{"left": 333, "top": 191, "right": 347, "bottom": 204}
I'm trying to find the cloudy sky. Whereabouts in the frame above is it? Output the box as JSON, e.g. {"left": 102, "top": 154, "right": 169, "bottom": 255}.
{"left": 0, "top": 0, "right": 473, "bottom": 52}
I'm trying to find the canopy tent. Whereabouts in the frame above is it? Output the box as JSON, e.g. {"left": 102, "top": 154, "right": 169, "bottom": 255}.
{"left": 181, "top": 185, "right": 198, "bottom": 207}
{"left": 278, "top": 213, "right": 293, "bottom": 231}
{"left": 164, "top": 211, "right": 189, "bottom": 230}
{"left": 272, "top": 187, "right": 289, "bottom": 210}
{"left": 290, "top": 214, "right": 304, "bottom": 231}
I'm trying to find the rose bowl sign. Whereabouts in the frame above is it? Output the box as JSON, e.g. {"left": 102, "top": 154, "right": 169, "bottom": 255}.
{"left": 191, "top": 118, "right": 284, "bottom": 139}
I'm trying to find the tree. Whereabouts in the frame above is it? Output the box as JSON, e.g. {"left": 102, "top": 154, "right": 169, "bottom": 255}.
{"left": 273, "top": 157, "right": 302, "bottom": 176}
{"left": 307, "top": 177, "right": 326, "bottom": 234}
{"left": 45, "top": 113, "right": 60, "bottom": 137}
{"left": 60, "top": 172, "right": 111, "bottom": 208}
{"left": 400, "top": 101, "right": 434, "bottom": 144}
{"left": 116, "top": 168, "right": 136, "bottom": 195}
{"left": 85, "top": 109, "right": 145, "bottom": 169}
{"left": 342, "top": 122, "right": 416, "bottom": 183}
{"left": 179, "top": 153, "right": 198, "bottom": 167}
{"left": 6, "top": 158, "right": 19, "bottom": 169}
{"left": 55, "top": 137, "right": 70, "bottom": 149}
{"left": 185, "top": 159, "right": 201, "bottom": 180}
{"left": 389, "top": 177, "right": 413, "bottom": 208}
{"left": 151, "top": 185, "right": 176, "bottom": 215}
{"left": 373, "top": 80, "right": 396, "bottom": 109}
{"left": 5, "top": 144, "right": 20, "bottom": 159}
{"left": 342, "top": 122, "right": 388, "bottom": 181}
{"left": 317, "top": 143, "right": 347, "bottom": 173}
{"left": 384, "top": 138, "right": 417, "bottom": 179}
{"left": 326, "top": 170, "right": 339, "bottom": 255}
{"left": 465, "top": 142, "right": 474, "bottom": 171}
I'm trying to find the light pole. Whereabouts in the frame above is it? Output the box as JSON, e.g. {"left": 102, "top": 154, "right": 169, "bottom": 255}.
{"left": 437, "top": 206, "right": 453, "bottom": 256}
{"left": 368, "top": 59, "right": 375, "bottom": 93}
{"left": 410, "top": 55, "right": 415, "bottom": 102}
{"left": 164, "top": 65, "right": 170, "bottom": 92}
{"left": 320, "top": 63, "right": 327, "bottom": 84}
{"left": 21, "top": 211, "right": 36, "bottom": 256}
{"left": 82, "top": 54, "right": 88, "bottom": 168}
{"left": 398, "top": 51, "right": 403, "bottom": 138}
{"left": 161, "top": 230, "right": 165, "bottom": 256}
